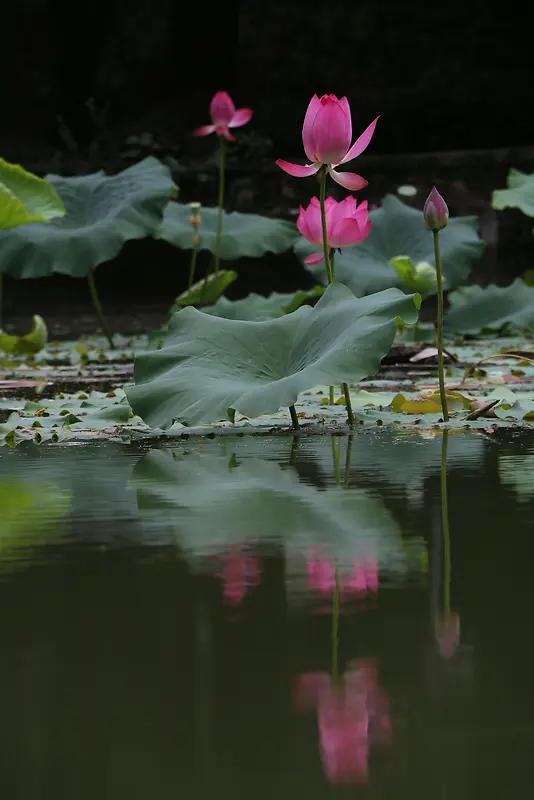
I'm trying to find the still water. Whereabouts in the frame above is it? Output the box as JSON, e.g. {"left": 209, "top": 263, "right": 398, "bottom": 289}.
{"left": 1, "top": 429, "right": 534, "bottom": 797}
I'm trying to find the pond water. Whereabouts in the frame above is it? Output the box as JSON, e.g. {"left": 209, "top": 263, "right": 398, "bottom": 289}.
{"left": 1, "top": 429, "right": 534, "bottom": 797}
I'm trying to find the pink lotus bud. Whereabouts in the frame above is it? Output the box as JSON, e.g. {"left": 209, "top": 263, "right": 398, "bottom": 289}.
{"left": 193, "top": 91, "right": 253, "bottom": 142}
{"left": 276, "top": 94, "right": 379, "bottom": 191}
{"left": 297, "top": 195, "right": 371, "bottom": 265}
{"left": 423, "top": 186, "right": 449, "bottom": 231}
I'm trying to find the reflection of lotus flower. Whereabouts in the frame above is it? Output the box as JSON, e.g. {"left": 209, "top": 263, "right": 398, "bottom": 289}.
{"left": 435, "top": 611, "right": 460, "bottom": 659}
{"left": 306, "top": 548, "right": 378, "bottom": 600}
{"left": 214, "top": 546, "right": 261, "bottom": 605}
{"left": 295, "top": 659, "right": 391, "bottom": 783}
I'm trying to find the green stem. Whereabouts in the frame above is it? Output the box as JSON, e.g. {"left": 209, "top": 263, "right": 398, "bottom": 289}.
{"left": 342, "top": 382, "right": 354, "bottom": 426}
{"left": 332, "top": 569, "right": 340, "bottom": 682}
{"left": 213, "top": 137, "right": 226, "bottom": 276}
{"left": 87, "top": 269, "right": 114, "bottom": 349}
{"left": 319, "top": 165, "right": 333, "bottom": 285}
{"left": 0, "top": 271, "right": 3, "bottom": 329}
{"left": 343, "top": 435, "right": 353, "bottom": 489}
{"left": 289, "top": 404, "right": 300, "bottom": 430}
{"left": 433, "top": 229, "right": 449, "bottom": 421}
{"left": 188, "top": 246, "right": 199, "bottom": 289}
{"left": 320, "top": 166, "right": 336, "bottom": 402}
{"left": 441, "top": 430, "right": 451, "bottom": 614}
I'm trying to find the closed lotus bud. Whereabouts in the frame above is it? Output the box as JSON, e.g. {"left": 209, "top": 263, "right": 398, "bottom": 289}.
{"left": 423, "top": 186, "right": 449, "bottom": 231}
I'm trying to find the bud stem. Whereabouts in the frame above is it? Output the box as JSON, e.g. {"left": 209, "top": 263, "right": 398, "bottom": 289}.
{"left": 433, "top": 229, "right": 449, "bottom": 421}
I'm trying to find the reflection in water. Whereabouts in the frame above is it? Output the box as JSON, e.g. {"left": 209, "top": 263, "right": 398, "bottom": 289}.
{"left": 0, "top": 477, "right": 70, "bottom": 566}
{"left": 2, "top": 432, "right": 534, "bottom": 796}
{"left": 213, "top": 545, "right": 262, "bottom": 606}
{"left": 433, "top": 431, "right": 461, "bottom": 660}
{"left": 295, "top": 659, "right": 392, "bottom": 784}
{"left": 306, "top": 547, "right": 378, "bottom": 601}
{"left": 294, "top": 437, "right": 392, "bottom": 784}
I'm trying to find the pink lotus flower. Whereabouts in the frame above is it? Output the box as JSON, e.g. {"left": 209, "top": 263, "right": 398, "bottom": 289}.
{"left": 297, "top": 196, "right": 371, "bottom": 265}
{"left": 423, "top": 186, "right": 449, "bottom": 231}
{"left": 194, "top": 91, "right": 253, "bottom": 142}
{"left": 276, "top": 94, "right": 379, "bottom": 190}
{"left": 294, "top": 659, "right": 391, "bottom": 783}
{"left": 214, "top": 546, "right": 261, "bottom": 605}
{"left": 306, "top": 548, "right": 378, "bottom": 598}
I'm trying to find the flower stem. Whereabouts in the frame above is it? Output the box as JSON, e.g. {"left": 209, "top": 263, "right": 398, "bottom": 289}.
{"left": 0, "top": 272, "right": 3, "bottom": 329}
{"left": 433, "top": 229, "right": 448, "bottom": 421}
{"left": 213, "top": 137, "right": 226, "bottom": 276}
{"left": 87, "top": 269, "right": 114, "bottom": 349}
{"left": 319, "top": 165, "right": 333, "bottom": 285}
{"left": 342, "top": 382, "right": 354, "bottom": 426}
{"left": 188, "top": 246, "right": 199, "bottom": 289}
{"left": 289, "top": 404, "right": 300, "bottom": 430}
{"left": 320, "top": 165, "right": 336, "bottom": 404}
{"left": 440, "top": 430, "right": 450, "bottom": 614}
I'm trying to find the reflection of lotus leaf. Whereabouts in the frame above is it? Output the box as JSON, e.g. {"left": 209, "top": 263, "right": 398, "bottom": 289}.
{"left": 133, "top": 449, "right": 424, "bottom": 574}
{"left": 0, "top": 480, "right": 70, "bottom": 566}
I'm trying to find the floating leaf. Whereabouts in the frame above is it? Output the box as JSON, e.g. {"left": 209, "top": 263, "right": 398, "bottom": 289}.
{"left": 156, "top": 202, "right": 298, "bottom": 259}
{"left": 0, "top": 159, "right": 65, "bottom": 230}
{"left": 126, "top": 282, "right": 420, "bottom": 429}
{"left": 492, "top": 169, "right": 534, "bottom": 216}
{"left": 294, "top": 195, "right": 484, "bottom": 296}
{"left": 202, "top": 287, "right": 325, "bottom": 321}
{"left": 0, "top": 315, "right": 47, "bottom": 355}
{"left": 172, "top": 270, "right": 238, "bottom": 309}
{"left": 0, "top": 157, "right": 176, "bottom": 278}
{"left": 445, "top": 279, "right": 534, "bottom": 333}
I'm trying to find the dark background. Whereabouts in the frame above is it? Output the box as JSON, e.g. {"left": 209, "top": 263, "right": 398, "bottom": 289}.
{"left": 2, "top": 1, "right": 532, "bottom": 160}
{"left": 1, "top": 1, "right": 534, "bottom": 332}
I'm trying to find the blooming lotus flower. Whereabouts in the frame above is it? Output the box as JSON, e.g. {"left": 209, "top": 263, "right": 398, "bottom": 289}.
{"left": 423, "top": 186, "right": 449, "bottom": 231}
{"left": 294, "top": 659, "right": 391, "bottom": 783}
{"left": 276, "top": 94, "right": 379, "bottom": 190}
{"left": 306, "top": 549, "right": 378, "bottom": 598}
{"left": 194, "top": 91, "right": 253, "bottom": 142}
{"left": 297, "top": 196, "right": 371, "bottom": 265}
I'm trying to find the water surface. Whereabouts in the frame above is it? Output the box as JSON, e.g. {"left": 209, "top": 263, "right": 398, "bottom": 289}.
{"left": 1, "top": 429, "right": 534, "bottom": 797}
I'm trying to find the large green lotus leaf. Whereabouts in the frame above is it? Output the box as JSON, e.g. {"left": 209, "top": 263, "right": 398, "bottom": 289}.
{"left": 444, "top": 279, "right": 534, "bottom": 333}
{"left": 294, "top": 195, "right": 485, "bottom": 296}
{"left": 0, "top": 157, "right": 176, "bottom": 278}
{"left": 133, "top": 450, "right": 413, "bottom": 572}
{"left": 156, "top": 202, "right": 298, "bottom": 258}
{"left": 492, "top": 169, "right": 534, "bottom": 216}
{"left": 202, "top": 287, "right": 324, "bottom": 321}
{"left": 126, "top": 282, "right": 420, "bottom": 429}
{"left": 0, "top": 158, "right": 65, "bottom": 230}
